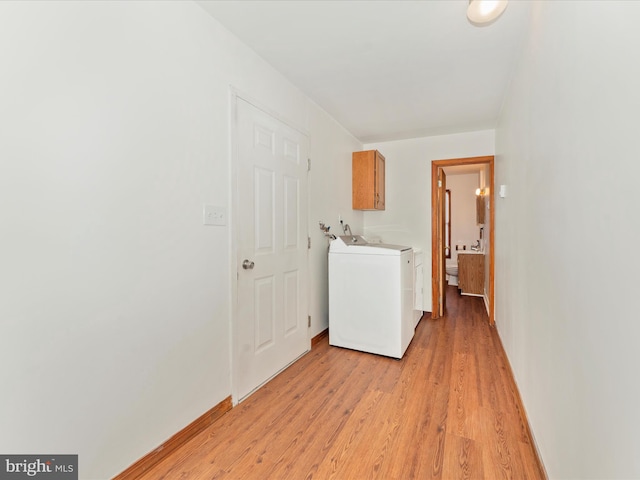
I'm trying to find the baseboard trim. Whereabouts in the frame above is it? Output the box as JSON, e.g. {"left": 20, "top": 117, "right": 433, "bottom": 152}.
{"left": 493, "top": 331, "right": 548, "bottom": 479}
{"left": 113, "top": 396, "right": 233, "bottom": 480}
{"left": 311, "top": 328, "right": 328, "bottom": 348}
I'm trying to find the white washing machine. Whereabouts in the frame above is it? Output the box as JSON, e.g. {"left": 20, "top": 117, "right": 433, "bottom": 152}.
{"left": 328, "top": 235, "right": 415, "bottom": 359}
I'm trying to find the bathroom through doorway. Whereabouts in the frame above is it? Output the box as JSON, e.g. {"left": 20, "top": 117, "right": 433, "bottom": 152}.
{"left": 431, "top": 156, "right": 495, "bottom": 324}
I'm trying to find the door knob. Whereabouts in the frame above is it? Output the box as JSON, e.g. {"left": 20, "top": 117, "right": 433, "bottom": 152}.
{"left": 242, "top": 259, "right": 255, "bottom": 270}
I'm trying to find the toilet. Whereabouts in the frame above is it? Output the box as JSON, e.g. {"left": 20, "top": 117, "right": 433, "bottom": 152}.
{"left": 446, "top": 263, "right": 458, "bottom": 286}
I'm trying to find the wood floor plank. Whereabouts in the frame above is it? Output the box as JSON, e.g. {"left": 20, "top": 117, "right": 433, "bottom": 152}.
{"left": 136, "top": 346, "right": 365, "bottom": 479}
{"left": 307, "top": 389, "right": 386, "bottom": 480}
{"left": 366, "top": 354, "right": 403, "bottom": 393}
{"left": 205, "top": 352, "right": 363, "bottom": 476}
{"left": 447, "top": 351, "right": 480, "bottom": 440}
{"left": 133, "top": 286, "right": 546, "bottom": 480}
{"left": 374, "top": 348, "right": 440, "bottom": 478}
{"left": 442, "top": 433, "right": 483, "bottom": 480}
{"left": 320, "top": 391, "right": 402, "bottom": 480}
{"left": 257, "top": 351, "right": 378, "bottom": 478}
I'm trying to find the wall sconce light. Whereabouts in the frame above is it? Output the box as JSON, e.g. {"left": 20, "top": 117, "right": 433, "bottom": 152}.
{"left": 467, "top": 0, "right": 509, "bottom": 26}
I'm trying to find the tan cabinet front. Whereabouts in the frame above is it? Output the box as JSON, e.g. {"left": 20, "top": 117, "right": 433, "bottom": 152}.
{"left": 458, "top": 253, "right": 484, "bottom": 296}
{"left": 353, "top": 150, "right": 385, "bottom": 210}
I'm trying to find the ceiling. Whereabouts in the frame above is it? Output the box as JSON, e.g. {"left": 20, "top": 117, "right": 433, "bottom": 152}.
{"left": 197, "top": 0, "right": 531, "bottom": 143}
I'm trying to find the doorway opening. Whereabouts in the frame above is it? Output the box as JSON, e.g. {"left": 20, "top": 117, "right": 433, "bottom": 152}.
{"left": 431, "top": 156, "right": 495, "bottom": 325}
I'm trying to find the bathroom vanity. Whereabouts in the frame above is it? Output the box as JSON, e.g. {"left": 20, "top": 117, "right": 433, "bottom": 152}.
{"left": 458, "top": 252, "right": 484, "bottom": 296}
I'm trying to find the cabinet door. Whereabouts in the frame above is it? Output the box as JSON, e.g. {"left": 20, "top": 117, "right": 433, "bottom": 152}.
{"left": 374, "top": 151, "right": 385, "bottom": 210}
{"left": 458, "top": 254, "right": 484, "bottom": 295}
{"left": 353, "top": 150, "right": 385, "bottom": 210}
{"left": 457, "top": 255, "right": 466, "bottom": 291}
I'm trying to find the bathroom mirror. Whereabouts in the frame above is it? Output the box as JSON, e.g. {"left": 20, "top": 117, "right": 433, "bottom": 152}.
{"left": 476, "top": 193, "right": 485, "bottom": 225}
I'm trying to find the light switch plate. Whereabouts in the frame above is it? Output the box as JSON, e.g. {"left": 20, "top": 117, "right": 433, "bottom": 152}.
{"left": 203, "top": 205, "right": 226, "bottom": 226}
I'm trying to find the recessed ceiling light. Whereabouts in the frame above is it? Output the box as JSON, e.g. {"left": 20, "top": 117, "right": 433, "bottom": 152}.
{"left": 467, "top": 0, "right": 509, "bottom": 26}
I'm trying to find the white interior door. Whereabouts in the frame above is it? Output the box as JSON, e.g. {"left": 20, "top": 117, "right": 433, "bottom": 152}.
{"left": 235, "top": 98, "right": 309, "bottom": 401}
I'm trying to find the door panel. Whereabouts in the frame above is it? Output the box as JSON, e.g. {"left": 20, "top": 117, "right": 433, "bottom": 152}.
{"left": 439, "top": 169, "right": 447, "bottom": 316}
{"left": 255, "top": 167, "right": 275, "bottom": 253}
{"left": 255, "top": 276, "right": 276, "bottom": 353}
{"left": 283, "top": 176, "right": 299, "bottom": 249}
{"left": 283, "top": 270, "right": 299, "bottom": 335}
{"left": 236, "top": 99, "right": 309, "bottom": 401}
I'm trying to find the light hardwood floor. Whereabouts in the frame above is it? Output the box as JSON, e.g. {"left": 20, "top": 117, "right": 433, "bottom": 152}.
{"left": 138, "top": 286, "right": 545, "bottom": 479}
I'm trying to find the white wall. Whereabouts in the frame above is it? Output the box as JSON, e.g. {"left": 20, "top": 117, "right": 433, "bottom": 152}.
{"left": 363, "top": 130, "right": 494, "bottom": 311}
{"left": 446, "top": 173, "right": 480, "bottom": 264}
{"left": 0, "top": 1, "right": 359, "bottom": 478}
{"left": 495, "top": 1, "right": 640, "bottom": 477}
{"left": 309, "top": 108, "right": 363, "bottom": 335}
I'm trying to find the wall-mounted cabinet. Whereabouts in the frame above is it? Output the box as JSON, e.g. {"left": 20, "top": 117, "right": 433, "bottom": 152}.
{"left": 353, "top": 150, "right": 385, "bottom": 210}
{"left": 476, "top": 194, "right": 486, "bottom": 225}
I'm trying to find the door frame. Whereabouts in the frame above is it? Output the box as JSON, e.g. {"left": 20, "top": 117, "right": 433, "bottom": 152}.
{"left": 229, "top": 88, "right": 311, "bottom": 404}
{"left": 431, "top": 156, "right": 495, "bottom": 325}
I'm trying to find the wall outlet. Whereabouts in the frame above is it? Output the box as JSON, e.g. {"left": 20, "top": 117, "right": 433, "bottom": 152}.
{"left": 203, "top": 205, "right": 226, "bottom": 226}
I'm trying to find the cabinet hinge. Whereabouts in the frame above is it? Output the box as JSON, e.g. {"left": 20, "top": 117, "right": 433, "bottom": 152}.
{"left": 307, "top": 158, "right": 311, "bottom": 171}
{"left": 308, "top": 315, "right": 311, "bottom": 327}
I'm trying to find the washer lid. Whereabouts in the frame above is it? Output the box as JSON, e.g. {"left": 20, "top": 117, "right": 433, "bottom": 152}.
{"left": 329, "top": 236, "right": 411, "bottom": 255}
